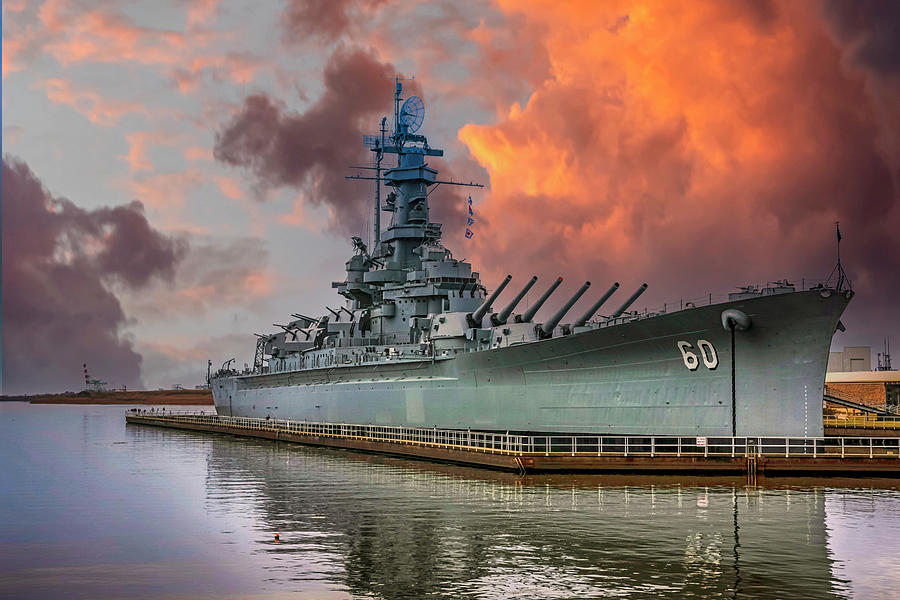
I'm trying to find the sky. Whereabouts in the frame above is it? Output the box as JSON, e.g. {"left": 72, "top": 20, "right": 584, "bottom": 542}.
{"left": 2, "top": 0, "right": 898, "bottom": 394}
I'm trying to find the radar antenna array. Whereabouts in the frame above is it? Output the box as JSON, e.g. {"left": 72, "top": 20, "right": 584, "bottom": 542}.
{"left": 399, "top": 96, "right": 425, "bottom": 133}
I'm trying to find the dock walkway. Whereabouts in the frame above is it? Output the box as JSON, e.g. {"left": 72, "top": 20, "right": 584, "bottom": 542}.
{"left": 126, "top": 412, "right": 900, "bottom": 476}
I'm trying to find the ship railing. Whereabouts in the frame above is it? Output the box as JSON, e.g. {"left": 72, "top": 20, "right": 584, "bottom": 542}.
{"left": 126, "top": 412, "right": 900, "bottom": 459}
{"left": 126, "top": 408, "right": 216, "bottom": 416}
{"left": 628, "top": 276, "right": 837, "bottom": 320}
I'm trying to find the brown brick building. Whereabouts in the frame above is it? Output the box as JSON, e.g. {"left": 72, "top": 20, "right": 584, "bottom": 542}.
{"left": 825, "top": 371, "right": 900, "bottom": 413}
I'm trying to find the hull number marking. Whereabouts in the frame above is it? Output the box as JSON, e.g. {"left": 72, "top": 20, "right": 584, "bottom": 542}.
{"left": 677, "top": 340, "right": 719, "bottom": 371}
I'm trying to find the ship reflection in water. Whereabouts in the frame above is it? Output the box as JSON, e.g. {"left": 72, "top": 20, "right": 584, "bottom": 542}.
{"left": 203, "top": 435, "right": 899, "bottom": 599}
{"left": 3, "top": 404, "right": 898, "bottom": 599}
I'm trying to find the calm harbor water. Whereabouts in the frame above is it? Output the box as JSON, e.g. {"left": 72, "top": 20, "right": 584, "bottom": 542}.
{"left": 1, "top": 402, "right": 899, "bottom": 599}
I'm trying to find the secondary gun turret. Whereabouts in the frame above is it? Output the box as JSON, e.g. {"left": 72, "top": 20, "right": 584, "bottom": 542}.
{"left": 609, "top": 283, "right": 649, "bottom": 319}
{"left": 573, "top": 282, "right": 620, "bottom": 327}
{"left": 519, "top": 277, "right": 563, "bottom": 323}
{"left": 492, "top": 276, "right": 538, "bottom": 326}
{"left": 468, "top": 275, "right": 512, "bottom": 327}
{"left": 541, "top": 281, "right": 591, "bottom": 337}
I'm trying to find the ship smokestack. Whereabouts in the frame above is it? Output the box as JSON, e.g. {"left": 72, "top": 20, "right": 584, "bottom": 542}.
{"left": 493, "top": 276, "right": 538, "bottom": 326}
{"left": 573, "top": 282, "right": 620, "bottom": 327}
{"left": 609, "top": 283, "right": 649, "bottom": 319}
{"left": 519, "top": 277, "right": 564, "bottom": 323}
{"left": 469, "top": 275, "right": 512, "bottom": 327}
{"left": 541, "top": 281, "right": 591, "bottom": 337}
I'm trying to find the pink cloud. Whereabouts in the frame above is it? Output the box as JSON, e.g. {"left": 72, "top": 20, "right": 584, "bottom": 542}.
{"left": 121, "top": 237, "right": 274, "bottom": 319}
{"left": 122, "top": 131, "right": 163, "bottom": 172}
{"left": 185, "top": 0, "right": 220, "bottom": 29}
{"left": 126, "top": 170, "right": 203, "bottom": 214}
{"left": 183, "top": 146, "right": 213, "bottom": 162}
{"left": 44, "top": 10, "right": 191, "bottom": 67}
{"left": 278, "top": 195, "right": 308, "bottom": 227}
{"left": 2, "top": 0, "right": 27, "bottom": 13}
{"left": 173, "top": 52, "right": 261, "bottom": 93}
{"left": 33, "top": 78, "right": 147, "bottom": 125}
{"left": 213, "top": 175, "right": 244, "bottom": 200}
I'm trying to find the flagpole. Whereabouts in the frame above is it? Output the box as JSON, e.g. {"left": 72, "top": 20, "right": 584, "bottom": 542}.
{"left": 836, "top": 221, "right": 841, "bottom": 266}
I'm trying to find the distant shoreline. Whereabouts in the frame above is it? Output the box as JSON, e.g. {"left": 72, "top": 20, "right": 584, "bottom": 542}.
{"left": 1, "top": 390, "right": 214, "bottom": 405}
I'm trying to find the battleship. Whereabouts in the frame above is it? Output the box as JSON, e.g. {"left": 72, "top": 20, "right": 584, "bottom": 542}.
{"left": 212, "top": 80, "right": 852, "bottom": 437}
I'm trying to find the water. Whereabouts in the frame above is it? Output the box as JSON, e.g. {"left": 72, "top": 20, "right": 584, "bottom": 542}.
{"left": 1, "top": 403, "right": 899, "bottom": 599}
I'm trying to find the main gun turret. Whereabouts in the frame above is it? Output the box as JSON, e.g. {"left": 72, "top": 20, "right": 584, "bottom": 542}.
{"left": 540, "top": 281, "right": 591, "bottom": 337}
{"left": 609, "top": 283, "right": 649, "bottom": 319}
{"left": 468, "top": 274, "right": 511, "bottom": 327}
{"left": 573, "top": 282, "right": 620, "bottom": 327}
{"left": 518, "top": 277, "right": 564, "bottom": 323}
{"left": 492, "top": 276, "right": 538, "bottom": 326}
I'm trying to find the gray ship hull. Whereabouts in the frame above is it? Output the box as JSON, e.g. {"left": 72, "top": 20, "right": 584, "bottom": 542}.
{"left": 213, "top": 289, "right": 850, "bottom": 437}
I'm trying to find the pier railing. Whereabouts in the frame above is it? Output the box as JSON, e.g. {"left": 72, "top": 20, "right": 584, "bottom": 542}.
{"left": 128, "top": 411, "right": 900, "bottom": 460}
{"left": 824, "top": 415, "right": 900, "bottom": 430}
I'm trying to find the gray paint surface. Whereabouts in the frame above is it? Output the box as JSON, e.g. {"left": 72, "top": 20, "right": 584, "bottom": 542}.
{"left": 214, "top": 290, "right": 850, "bottom": 437}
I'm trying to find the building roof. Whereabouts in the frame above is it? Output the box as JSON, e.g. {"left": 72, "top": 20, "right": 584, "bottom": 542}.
{"left": 825, "top": 371, "right": 900, "bottom": 383}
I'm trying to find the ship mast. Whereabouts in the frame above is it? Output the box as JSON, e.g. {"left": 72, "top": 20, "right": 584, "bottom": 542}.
{"left": 348, "top": 79, "right": 483, "bottom": 266}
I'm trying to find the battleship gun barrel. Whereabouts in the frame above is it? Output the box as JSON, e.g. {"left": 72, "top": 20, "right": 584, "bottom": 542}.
{"left": 573, "top": 282, "right": 620, "bottom": 327}
{"left": 520, "top": 277, "right": 564, "bottom": 322}
{"left": 470, "top": 274, "right": 512, "bottom": 325}
{"left": 495, "top": 276, "right": 538, "bottom": 325}
{"left": 609, "top": 283, "right": 649, "bottom": 319}
{"left": 541, "top": 281, "right": 591, "bottom": 336}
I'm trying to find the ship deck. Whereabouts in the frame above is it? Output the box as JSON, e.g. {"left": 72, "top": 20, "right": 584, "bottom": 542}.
{"left": 126, "top": 411, "right": 900, "bottom": 477}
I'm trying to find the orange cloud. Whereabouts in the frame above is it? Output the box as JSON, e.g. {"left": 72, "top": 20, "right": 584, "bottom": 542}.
{"left": 458, "top": 1, "right": 898, "bottom": 302}
{"left": 2, "top": 36, "right": 25, "bottom": 77}
{"left": 33, "top": 78, "right": 147, "bottom": 125}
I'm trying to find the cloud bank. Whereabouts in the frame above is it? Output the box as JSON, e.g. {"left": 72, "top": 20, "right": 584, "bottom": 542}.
{"left": 1, "top": 157, "right": 186, "bottom": 394}
{"left": 457, "top": 0, "right": 899, "bottom": 342}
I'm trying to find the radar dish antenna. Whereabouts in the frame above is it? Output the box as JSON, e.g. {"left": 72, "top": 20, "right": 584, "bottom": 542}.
{"left": 399, "top": 96, "right": 425, "bottom": 133}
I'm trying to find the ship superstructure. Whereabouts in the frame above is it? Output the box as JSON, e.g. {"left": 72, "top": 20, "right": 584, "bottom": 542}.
{"left": 212, "top": 81, "right": 853, "bottom": 437}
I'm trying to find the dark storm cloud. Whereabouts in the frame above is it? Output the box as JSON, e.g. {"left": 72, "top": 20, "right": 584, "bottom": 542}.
{"left": 214, "top": 46, "right": 405, "bottom": 233}
{"left": 282, "top": 0, "right": 385, "bottom": 43}
{"left": 822, "top": 0, "right": 900, "bottom": 75}
{"left": 1, "top": 157, "right": 187, "bottom": 395}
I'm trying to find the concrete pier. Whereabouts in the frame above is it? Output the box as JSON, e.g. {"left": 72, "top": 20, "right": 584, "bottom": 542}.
{"left": 126, "top": 412, "right": 900, "bottom": 476}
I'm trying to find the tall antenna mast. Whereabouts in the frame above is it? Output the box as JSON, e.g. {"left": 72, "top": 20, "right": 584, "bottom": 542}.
{"left": 394, "top": 78, "right": 401, "bottom": 136}
{"left": 376, "top": 117, "right": 386, "bottom": 248}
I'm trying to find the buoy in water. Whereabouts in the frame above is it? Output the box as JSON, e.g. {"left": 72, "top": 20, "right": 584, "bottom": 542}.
{"left": 274, "top": 533, "right": 280, "bottom": 541}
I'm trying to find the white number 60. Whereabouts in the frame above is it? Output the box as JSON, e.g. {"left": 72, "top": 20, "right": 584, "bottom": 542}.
{"left": 677, "top": 341, "right": 699, "bottom": 370}
{"left": 677, "top": 340, "right": 718, "bottom": 371}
